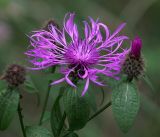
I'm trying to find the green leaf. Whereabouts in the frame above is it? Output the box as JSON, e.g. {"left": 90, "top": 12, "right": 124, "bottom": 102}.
{"left": 0, "top": 89, "right": 19, "bottom": 130}
{"left": 99, "top": 87, "right": 105, "bottom": 106}
{"left": 26, "top": 126, "right": 52, "bottom": 137}
{"left": 87, "top": 93, "right": 97, "bottom": 112}
{"left": 64, "top": 132, "right": 79, "bottom": 137}
{"left": 41, "top": 111, "right": 51, "bottom": 124}
{"left": 63, "top": 84, "right": 90, "bottom": 131}
{"left": 87, "top": 88, "right": 97, "bottom": 112}
{"left": 112, "top": 82, "right": 140, "bottom": 133}
{"left": 0, "top": 81, "right": 7, "bottom": 91}
{"left": 50, "top": 87, "right": 65, "bottom": 137}
{"left": 0, "top": 88, "right": 7, "bottom": 97}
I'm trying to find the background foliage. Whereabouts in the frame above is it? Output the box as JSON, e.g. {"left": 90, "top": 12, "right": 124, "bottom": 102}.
{"left": 0, "top": 0, "right": 160, "bottom": 137}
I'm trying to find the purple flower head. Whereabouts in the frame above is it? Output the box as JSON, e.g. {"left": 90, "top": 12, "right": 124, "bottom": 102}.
{"left": 131, "top": 36, "right": 142, "bottom": 57}
{"left": 25, "top": 13, "right": 129, "bottom": 96}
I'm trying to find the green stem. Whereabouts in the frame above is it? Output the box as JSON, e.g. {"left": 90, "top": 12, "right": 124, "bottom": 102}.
{"left": 88, "top": 101, "right": 112, "bottom": 122}
{"left": 18, "top": 101, "right": 27, "bottom": 137}
{"left": 39, "top": 80, "right": 52, "bottom": 125}
{"left": 39, "top": 67, "right": 56, "bottom": 125}
{"left": 57, "top": 112, "right": 66, "bottom": 137}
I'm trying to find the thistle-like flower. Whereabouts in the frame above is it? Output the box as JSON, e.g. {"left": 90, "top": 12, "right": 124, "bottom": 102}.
{"left": 25, "top": 13, "right": 129, "bottom": 95}
{"left": 122, "top": 36, "right": 144, "bottom": 81}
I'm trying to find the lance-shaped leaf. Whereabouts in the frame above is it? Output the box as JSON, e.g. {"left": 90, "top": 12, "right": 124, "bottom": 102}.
{"left": 26, "top": 126, "right": 52, "bottom": 137}
{"left": 112, "top": 82, "right": 140, "bottom": 133}
{"left": 63, "top": 84, "right": 90, "bottom": 131}
{"left": 0, "top": 89, "right": 19, "bottom": 130}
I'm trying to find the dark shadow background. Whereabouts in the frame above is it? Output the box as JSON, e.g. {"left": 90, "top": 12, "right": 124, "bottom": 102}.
{"left": 0, "top": 0, "right": 160, "bottom": 137}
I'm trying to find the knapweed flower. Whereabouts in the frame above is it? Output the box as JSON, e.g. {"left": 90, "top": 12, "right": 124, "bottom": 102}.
{"left": 122, "top": 36, "right": 144, "bottom": 81}
{"left": 25, "top": 13, "right": 129, "bottom": 95}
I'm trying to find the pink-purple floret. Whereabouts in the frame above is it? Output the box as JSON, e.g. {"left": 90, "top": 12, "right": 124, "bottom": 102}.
{"left": 25, "top": 13, "right": 130, "bottom": 95}
{"left": 131, "top": 36, "right": 142, "bottom": 57}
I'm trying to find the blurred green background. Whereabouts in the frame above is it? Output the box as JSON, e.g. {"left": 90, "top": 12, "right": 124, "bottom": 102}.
{"left": 0, "top": 0, "right": 160, "bottom": 137}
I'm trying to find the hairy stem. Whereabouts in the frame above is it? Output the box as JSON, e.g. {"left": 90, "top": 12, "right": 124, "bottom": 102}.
{"left": 88, "top": 101, "right": 112, "bottom": 122}
{"left": 18, "top": 101, "right": 27, "bottom": 137}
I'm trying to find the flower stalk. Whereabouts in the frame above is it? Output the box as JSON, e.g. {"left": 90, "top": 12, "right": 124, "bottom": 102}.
{"left": 39, "top": 80, "right": 52, "bottom": 125}
{"left": 88, "top": 101, "right": 112, "bottom": 122}
{"left": 18, "top": 98, "right": 27, "bottom": 137}
{"left": 39, "top": 67, "right": 56, "bottom": 125}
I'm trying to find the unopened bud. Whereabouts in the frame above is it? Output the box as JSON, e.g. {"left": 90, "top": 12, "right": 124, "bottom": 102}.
{"left": 122, "top": 37, "right": 144, "bottom": 81}
{"left": 2, "top": 64, "right": 26, "bottom": 87}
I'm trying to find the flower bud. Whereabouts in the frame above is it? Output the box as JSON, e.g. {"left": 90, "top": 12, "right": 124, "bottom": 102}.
{"left": 122, "top": 37, "right": 144, "bottom": 81}
{"left": 2, "top": 64, "right": 26, "bottom": 87}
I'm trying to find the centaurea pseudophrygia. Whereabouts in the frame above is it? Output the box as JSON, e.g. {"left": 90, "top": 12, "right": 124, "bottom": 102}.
{"left": 122, "top": 36, "right": 144, "bottom": 81}
{"left": 25, "top": 13, "right": 129, "bottom": 95}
